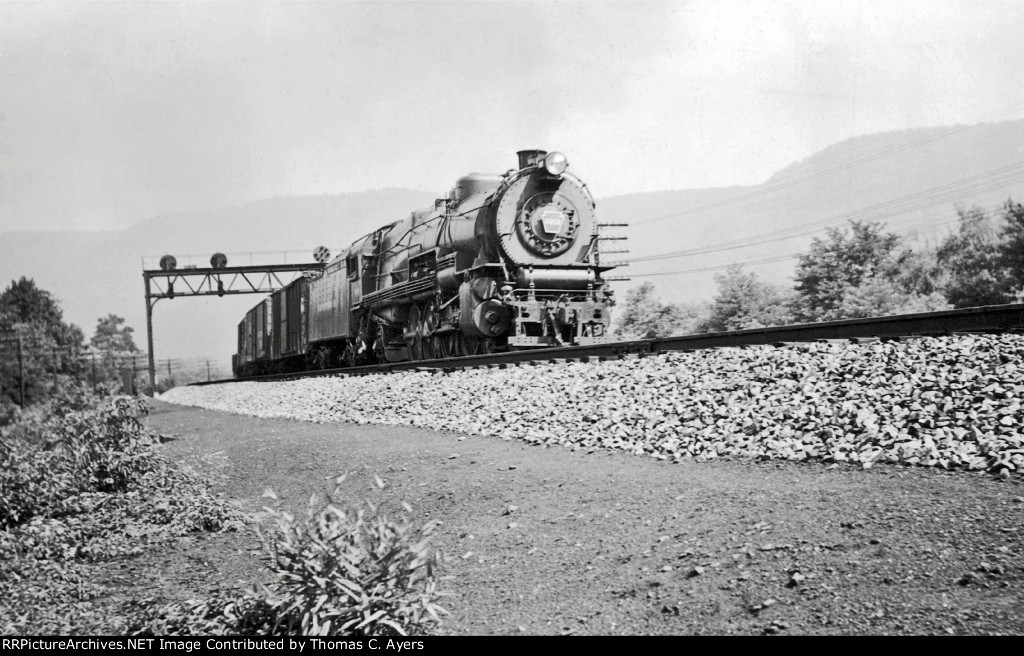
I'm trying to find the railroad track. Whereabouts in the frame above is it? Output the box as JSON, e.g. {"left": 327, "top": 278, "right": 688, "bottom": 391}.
{"left": 191, "top": 303, "right": 1024, "bottom": 386}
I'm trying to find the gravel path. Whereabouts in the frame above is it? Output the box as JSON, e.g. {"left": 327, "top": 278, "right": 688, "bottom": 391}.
{"left": 145, "top": 401, "right": 1024, "bottom": 635}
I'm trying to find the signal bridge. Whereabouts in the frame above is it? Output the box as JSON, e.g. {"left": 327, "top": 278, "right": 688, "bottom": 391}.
{"left": 142, "top": 249, "right": 329, "bottom": 392}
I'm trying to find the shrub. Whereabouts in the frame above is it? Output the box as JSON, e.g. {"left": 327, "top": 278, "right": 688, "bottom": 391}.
{"left": 261, "top": 476, "right": 447, "bottom": 635}
{"left": 125, "top": 476, "right": 448, "bottom": 636}
{"left": 0, "top": 396, "right": 247, "bottom": 634}
{"left": 0, "top": 396, "right": 157, "bottom": 528}
{"left": 2, "top": 396, "right": 445, "bottom": 636}
{"left": 123, "top": 589, "right": 280, "bottom": 636}
{"left": 48, "top": 379, "right": 104, "bottom": 416}
{"left": 0, "top": 396, "right": 19, "bottom": 427}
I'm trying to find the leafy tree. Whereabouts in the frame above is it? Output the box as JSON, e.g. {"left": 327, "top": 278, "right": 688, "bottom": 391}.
{"left": 663, "top": 302, "right": 711, "bottom": 337}
{"left": 89, "top": 314, "right": 141, "bottom": 389}
{"left": 0, "top": 278, "right": 85, "bottom": 407}
{"left": 705, "top": 264, "right": 795, "bottom": 332}
{"left": 836, "top": 275, "right": 949, "bottom": 319}
{"left": 895, "top": 247, "right": 946, "bottom": 297}
{"left": 793, "top": 220, "right": 947, "bottom": 320}
{"left": 615, "top": 282, "right": 708, "bottom": 338}
{"left": 91, "top": 314, "right": 139, "bottom": 354}
{"left": 936, "top": 206, "right": 1013, "bottom": 308}
{"left": 1, "top": 279, "right": 63, "bottom": 335}
{"left": 793, "top": 221, "right": 903, "bottom": 321}
{"left": 998, "top": 199, "right": 1024, "bottom": 297}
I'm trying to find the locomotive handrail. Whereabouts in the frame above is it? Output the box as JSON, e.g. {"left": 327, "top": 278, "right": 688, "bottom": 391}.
{"left": 374, "top": 200, "right": 490, "bottom": 260}
{"left": 358, "top": 277, "right": 435, "bottom": 307}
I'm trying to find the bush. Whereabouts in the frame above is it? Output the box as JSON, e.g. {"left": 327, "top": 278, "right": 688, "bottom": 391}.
{"left": 0, "top": 397, "right": 246, "bottom": 634}
{"left": 706, "top": 264, "right": 796, "bottom": 332}
{"left": 49, "top": 379, "right": 105, "bottom": 416}
{"left": 124, "top": 590, "right": 281, "bottom": 635}
{"left": 126, "top": 476, "right": 448, "bottom": 636}
{"left": 0, "top": 396, "right": 157, "bottom": 528}
{"left": 1, "top": 396, "right": 445, "bottom": 636}
{"left": 616, "top": 282, "right": 710, "bottom": 338}
{"left": 0, "top": 396, "right": 19, "bottom": 427}
{"left": 263, "top": 477, "right": 447, "bottom": 635}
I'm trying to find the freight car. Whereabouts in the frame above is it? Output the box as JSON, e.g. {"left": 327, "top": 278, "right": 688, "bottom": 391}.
{"left": 233, "top": 150, "right": 620, "bottom": 377}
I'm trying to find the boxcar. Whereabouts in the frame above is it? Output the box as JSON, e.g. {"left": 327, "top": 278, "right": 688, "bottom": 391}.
{"left": 270, "top": 276, "right": 309, "bottom": 370}
{"left": 234, "top": 277, "right": 310, "bottom": 377}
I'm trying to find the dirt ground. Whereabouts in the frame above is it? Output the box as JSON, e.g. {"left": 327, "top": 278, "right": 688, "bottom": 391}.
{"left": 139, "top": 400, "right": 1024, "bottom": 635}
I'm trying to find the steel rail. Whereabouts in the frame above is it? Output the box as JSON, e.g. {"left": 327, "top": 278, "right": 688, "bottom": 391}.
{"left": 190, "top": 303, "right": 1024, "bottom": 386}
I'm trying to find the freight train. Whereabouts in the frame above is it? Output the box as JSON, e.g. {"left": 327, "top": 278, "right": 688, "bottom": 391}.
{"left": 232, "top": 150, "right": 621, "bottom": 377}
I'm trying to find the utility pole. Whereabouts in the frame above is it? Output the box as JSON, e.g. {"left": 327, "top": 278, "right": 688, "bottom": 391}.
{"left": 206, "top": 360, "right": 211, "bottom": 381}
{"left": 166, "top": 358, "right": 172, "bottom": 384}
{"left": 16, "top": 331, "right": 25, "bottom": 409}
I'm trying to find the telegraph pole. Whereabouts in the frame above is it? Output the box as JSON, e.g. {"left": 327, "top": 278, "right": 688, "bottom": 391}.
{"left": 16, "top": 331, "right": 25, "bottom": 408}
{"left": 206, "top": 360, "right": 211, "bottom": 381}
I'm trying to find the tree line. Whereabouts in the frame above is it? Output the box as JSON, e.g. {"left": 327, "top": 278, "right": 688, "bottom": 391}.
{"left": 617, "top": 198, "right": 1024, "bottom": 338}
{"left": 0, "top": 277, "right": 140, "bottom": 419}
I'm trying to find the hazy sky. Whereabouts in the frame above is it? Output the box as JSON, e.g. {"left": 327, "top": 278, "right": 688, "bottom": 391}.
{"left": 2, "top": 0, "right": 1024, "bottom": 233}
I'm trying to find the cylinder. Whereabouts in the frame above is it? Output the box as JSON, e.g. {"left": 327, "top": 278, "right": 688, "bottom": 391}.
{"left": 437, "top": 265, "right": 460, "bottom": 290}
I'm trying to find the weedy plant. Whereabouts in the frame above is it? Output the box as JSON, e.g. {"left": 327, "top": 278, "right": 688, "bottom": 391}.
{"left": 0, "top": 395, "right": 157, "bottom": 528}
{"left": 125, "top": 475, "right": 449, "bottom": 637}
{"left": 259, "top": 475, "right": 448, "bottom": 636}
{"left": 1, "top": 395, "right": 246, "bottom": 634}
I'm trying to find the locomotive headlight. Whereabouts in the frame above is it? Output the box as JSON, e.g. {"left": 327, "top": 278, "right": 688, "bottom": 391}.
{"left": 542, "top": 151, "right": 568, "bottom": 176}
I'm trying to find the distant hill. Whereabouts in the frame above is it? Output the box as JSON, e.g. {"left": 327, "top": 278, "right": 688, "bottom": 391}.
{"left": 3, "top": 120, "right": 1024, "bottom": 372}
{"left": 598, "top": 119, "right": 1024, "bottom": 306}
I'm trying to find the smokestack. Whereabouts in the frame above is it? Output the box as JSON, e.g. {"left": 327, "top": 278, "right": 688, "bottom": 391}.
{"left": 517, "top": 149, "right": 548, "bottom": 169}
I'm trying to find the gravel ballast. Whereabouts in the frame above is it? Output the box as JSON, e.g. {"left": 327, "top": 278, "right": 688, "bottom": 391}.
{"left": 161, "top": 334, "right": 1024, "bottom": 475}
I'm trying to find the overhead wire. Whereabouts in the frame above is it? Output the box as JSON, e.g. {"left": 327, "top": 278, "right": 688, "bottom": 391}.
{"left": 624, "top": 162, "right": 1024, "bottom": 264}
{"left": 631, "top": 101, "right": 1024, "bottom": 226}
{"left": 626, "top": 198, "right": 1012, "bottom": 278}
{"left": 628, "top": 253, "right": 801, "bottom": 277}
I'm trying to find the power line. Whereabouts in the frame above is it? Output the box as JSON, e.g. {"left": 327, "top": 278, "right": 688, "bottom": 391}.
{"left": 627, "top": 163, "right": 1024, "bottom": 263}
{"left": 629, "top": 253, "right": 801, "bottom": 277}
{"left": 626, "top": 163, "right": 1024, "bottom": 264}
{"left": 626, "top": 199, "right": 1010, "bottom": 278}
{"left": 632, "top": 101, "right": 1024, "bottom": 227}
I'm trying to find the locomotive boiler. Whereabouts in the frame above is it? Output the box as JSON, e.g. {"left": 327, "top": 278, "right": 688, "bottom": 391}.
{"left": 233, "top": 150, "right": 620, "bottom": 376}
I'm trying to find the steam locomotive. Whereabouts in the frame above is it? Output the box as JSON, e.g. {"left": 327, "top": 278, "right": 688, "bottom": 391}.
{"left": 233, "top": 150, "right": 621, "bottom": 377}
